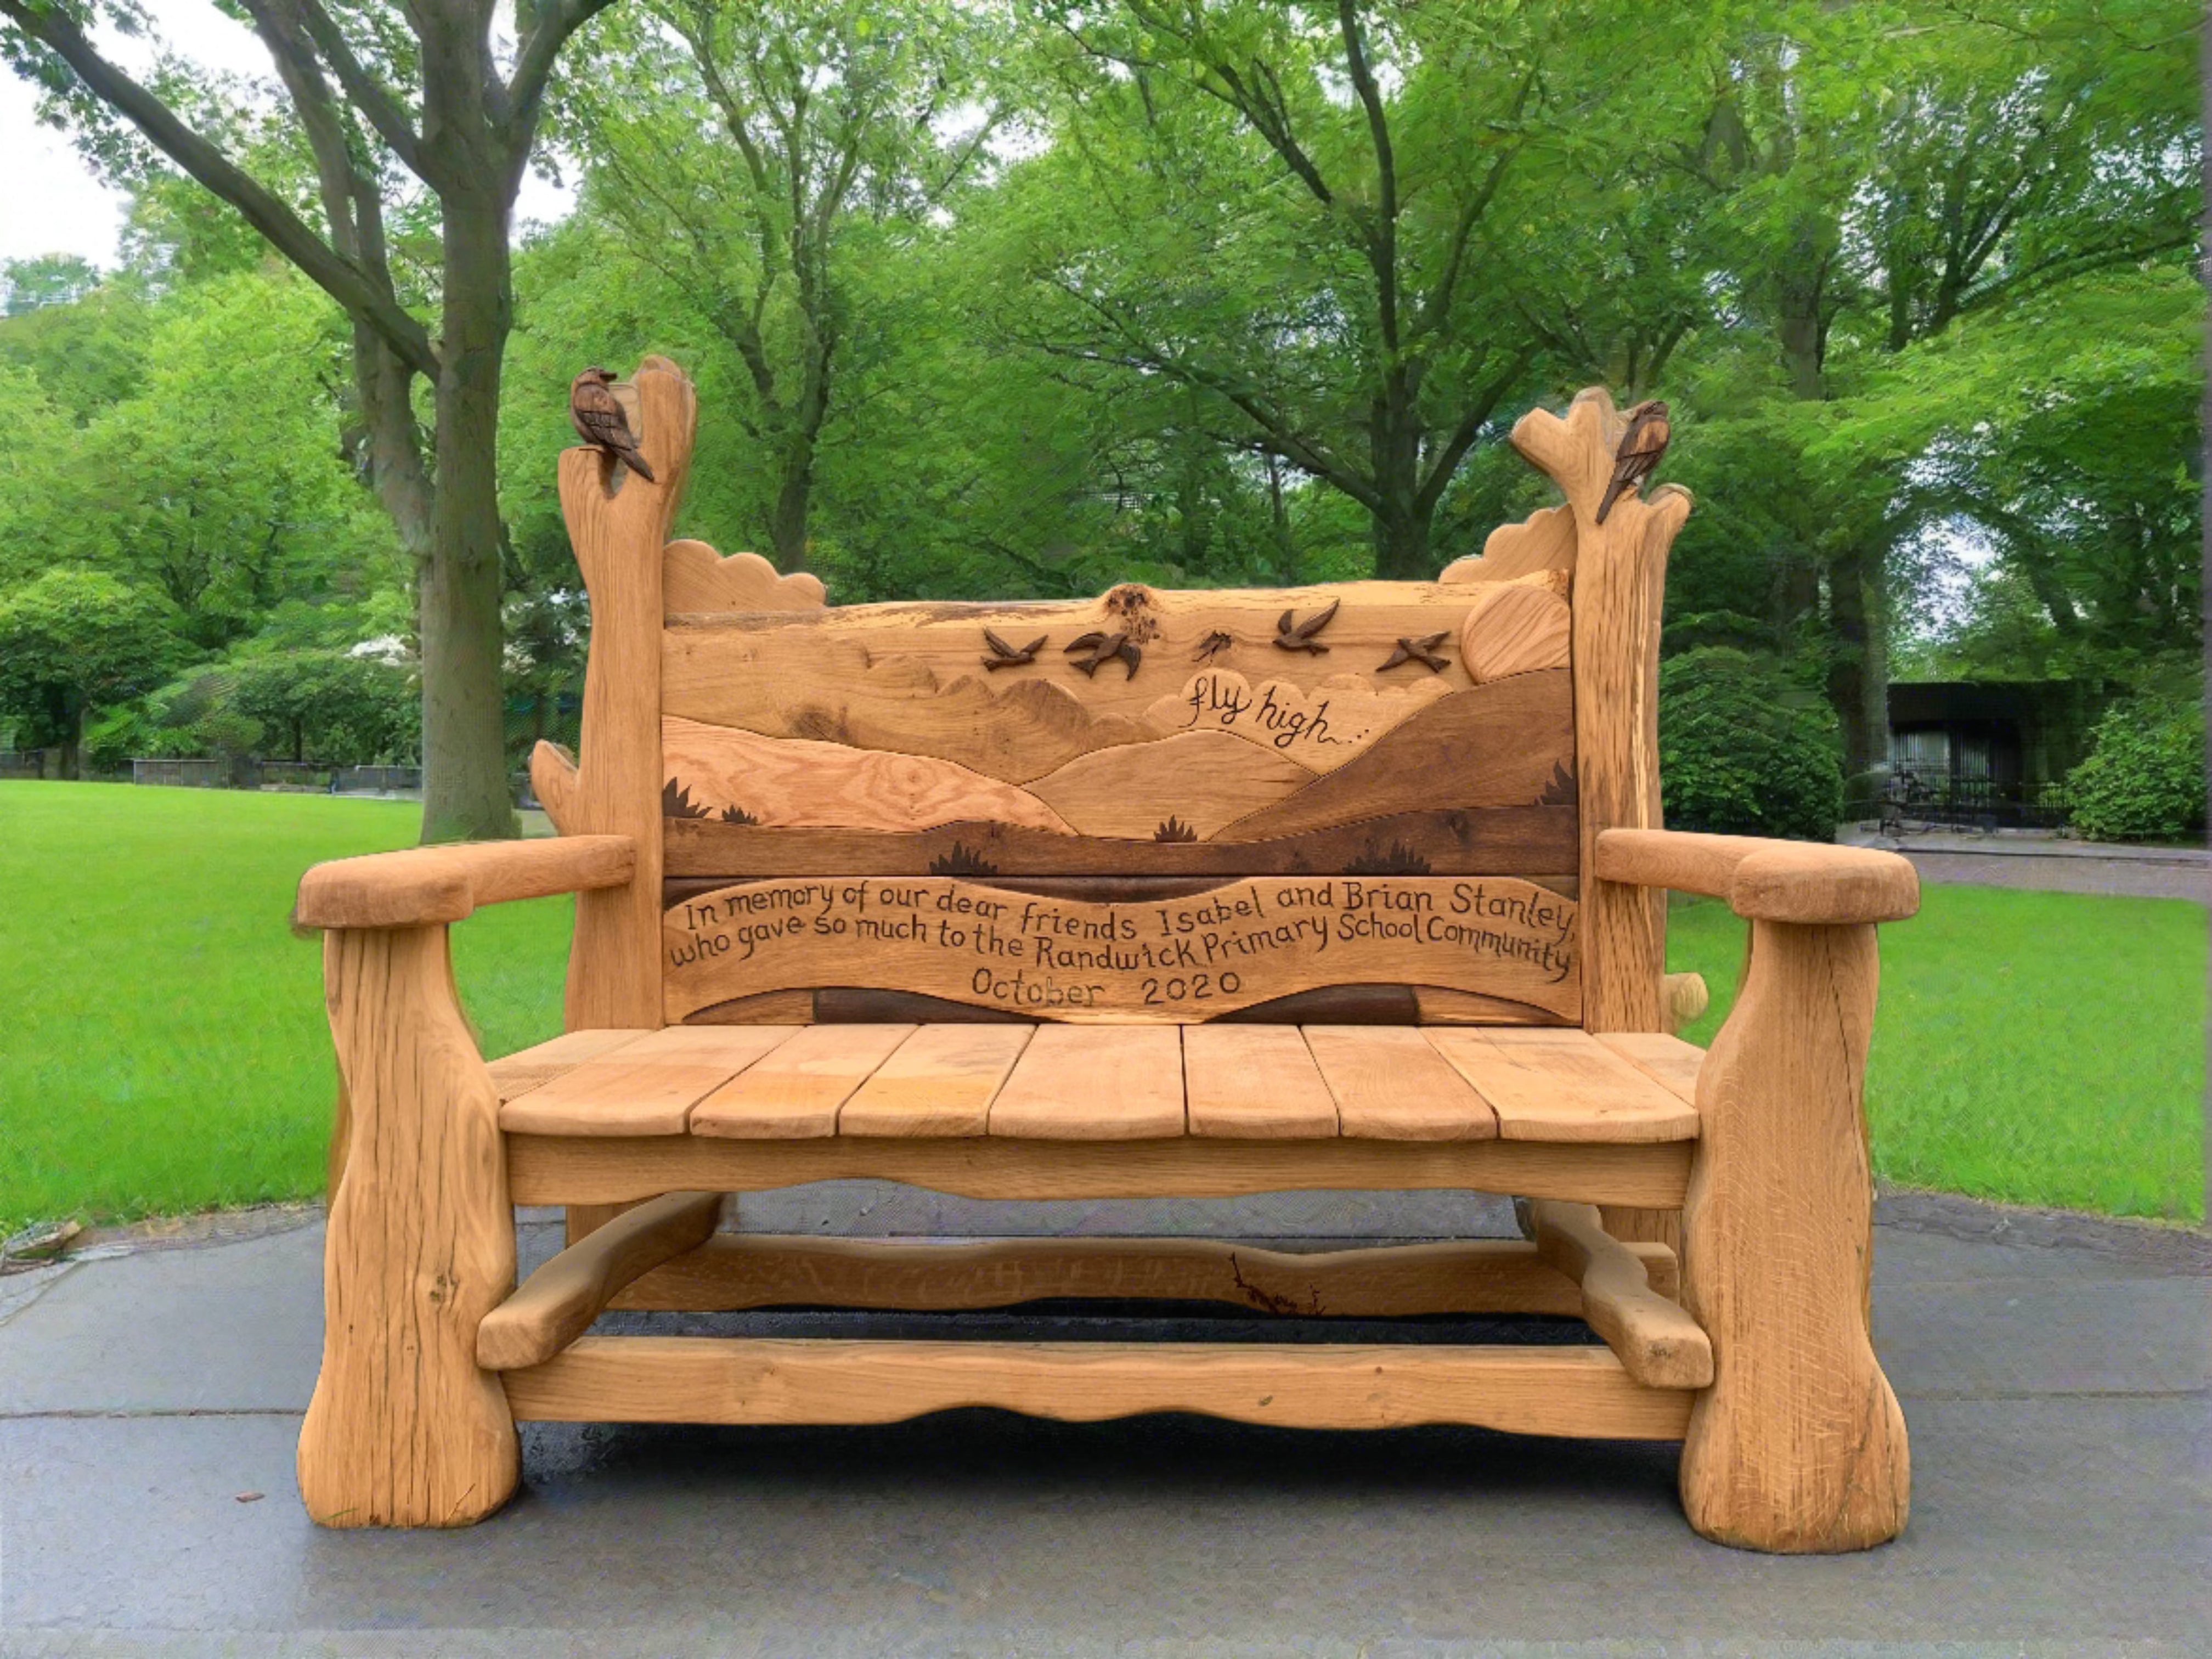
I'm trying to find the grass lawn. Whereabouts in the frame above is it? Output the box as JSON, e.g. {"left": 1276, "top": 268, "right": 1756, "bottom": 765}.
{"left": 1, "top": 781, "right": 2202, "bottom": 1229}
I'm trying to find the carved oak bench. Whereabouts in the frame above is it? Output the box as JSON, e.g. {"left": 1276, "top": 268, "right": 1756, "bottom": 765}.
{"left": 293, "top": 358, "right": 1919, "bottom": 1550}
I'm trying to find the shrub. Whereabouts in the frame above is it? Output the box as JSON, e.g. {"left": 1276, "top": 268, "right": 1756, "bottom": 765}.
{"left": 1660, "top": 647, "right": 1844, "bottom": 842}
{"left": 2067, "top": 699, "right": 2205, "bottom": 843}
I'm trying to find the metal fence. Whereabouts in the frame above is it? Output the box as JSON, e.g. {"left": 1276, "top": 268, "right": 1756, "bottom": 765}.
{"left": 1848, "top": 774, "right": 2073, "bottom": 834}
{"left": 0, "top": 749, "right": 51, "bottom": 780}
{"left": 133, "top": 757, "right": 240, "bottom": 789}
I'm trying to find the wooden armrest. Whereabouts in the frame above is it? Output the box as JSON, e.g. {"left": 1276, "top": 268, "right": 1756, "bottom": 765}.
{"left": 1594, "top": 828, "right": 1918, "bottom": 925}
{"left": 296, "top": 835, "right": 636, "bottom": 929}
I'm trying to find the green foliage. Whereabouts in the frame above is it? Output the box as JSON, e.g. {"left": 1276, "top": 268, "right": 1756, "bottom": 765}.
{"left": 0, "top": 569, "right": 185, "bottom": 766}
{"left": 2066, "top": 698, "right": 2207, "bottom": 844}
{"left": 1659, "top": 647, "right": 1844, "bottom": 842}
{"left": 229, "top": 648, "right": 419, "bottom": 766}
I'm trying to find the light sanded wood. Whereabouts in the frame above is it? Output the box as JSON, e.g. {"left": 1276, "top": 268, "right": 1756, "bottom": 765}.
{"left": 1514, "top": 388, "right": 1690, "bottom": 1037}
{"left": 504, "top": 1337, "right": 1694, "bottom": 1439}
{"left": 295, "top": 836, "right": 635, "bottom": 930}
{"left": 617, "top": 1234, "right": 1585, "bottom": 1316}
{"left": 500, "top": 1025, "right": 799, "bottom": 1137}
{"left": 1302, "top": 1026, "right": 1498, "bottom": 1141}
{"left": 486, "top": 1028, "right": 653, "bottom": 1102}
{"left": 1595, "top": 828, "right": 1921, "bottom": 926}
{"left": 690, "top": 1023, "right": 916, "bottom": 1139}
{"left": 1680, "top": 919, "right": 1910, "bottom": 1552}
{"left": 1424, "top": 1028, "right": 1699, "bottom": 1143}
{"left": 617, "top": 1232, "right": 1680, "bottom": 1313}
{"left": 476, "top": 1192, "right": 724, "bottom": 1370}
{"left": 1182, "top": 1024, "right": 1339, "bottom": 1138}
{"left": 1598, "top": 1031, "right": 1705, "bottom": 1104}
{"left": 508, "top": 1131, "right": 1692, "bottom": 1207}
{"left": 297, "top": 926, "right": 517, "bottom": 1527}
{"left": 663, "top": 715, "right": 1076, "bottom": 834}
{"left": 561, "top": 355, "right": 695, "bottom": 1031}
{"left": 529, "top": 741, "right": 581, "bottom": 835}
{"left": 1440, "top": 503, "right": 1577, "bottom": 584}
{"left": 1663, "top": 970, "right": 1710, "bottom": 1033}
{"left": 1026, "top": 729, "right": 1315, "bottom": 837}
{"left": 663, "top": 875, "right": 1583, "bottom": 1025}
{"left": 662, "top": 583, "right": 1494, "bottom": 777}
{"left": 989, "top": 1023, "right": 1184, "bottom": 1138}
{"left": 837, "top": 1024, "right": 1033, "bottom": 1137}
{"left": 1138, "top": 670, "right": 1452, "bottom": 775}
{"left": 1459, "top": 582, "right": 1572, "bottom": 684}
{"left": 663, "top": 541, "right": 826, "bottom": 614}
{"left": 1531, "top": 1200, "right": 1712, "bottom": 1389}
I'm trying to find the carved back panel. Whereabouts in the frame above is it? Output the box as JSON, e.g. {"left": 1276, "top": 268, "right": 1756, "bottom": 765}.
{"left": 548, "top": 365, "right": 1686, "bottom": 1036}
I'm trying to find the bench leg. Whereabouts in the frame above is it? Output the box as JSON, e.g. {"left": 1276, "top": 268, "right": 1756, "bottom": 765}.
{"left": 298, "top": 925, "right": 520, "bottom": 1527}
{"left": 1678, "top": 919, "right": 1909, "bottom": 1553}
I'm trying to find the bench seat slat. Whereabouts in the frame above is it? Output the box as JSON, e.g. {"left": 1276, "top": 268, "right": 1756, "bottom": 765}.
{"left": 1594, "top": 1031, "right": 1705, "bottom": 1105}
{"left": 487, "top": 1028, "right": 654, "bottom": 1103}
{"left": 1182, "top": 1024, "right": 1339, "bottom": 1138}
{"left": 1426, "top": 1028, "right": 1698, "bottom": 1143}
{"left": 839, "top": 1024, "right": 1034, "bottom": 1137}
{"left": 690, "top": 1023, "right": 916, "bottom": 1139}
{"left": 1304, "top": 1025, "right": 1498, "bottom": 1141}
{"left": 499, "top": 1025, "right": 802, "bottom": 1136}
{"left": 988, "top": 1025, "right": 1185, "bottom": 1139}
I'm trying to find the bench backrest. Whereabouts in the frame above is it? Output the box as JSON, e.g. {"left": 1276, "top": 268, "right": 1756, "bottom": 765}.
{"left": 539, "top": 359, "right": 1691, "bottom": 1037}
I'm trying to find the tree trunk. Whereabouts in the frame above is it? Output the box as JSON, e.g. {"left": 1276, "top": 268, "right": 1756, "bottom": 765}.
{"left": 769, "top": 441, "right": 815, "bottom": 573}
{"left": 59, "top": 696, "right": 83, "bottom": 781}
{"left": 419, "top": 204, "right": 518, "bottom": 844}
{"left": 1824, "top": 544, "right": 1891, "bottom": 781}
{"left": 1371, "top": 501, "right": 1431, "bottom": 582}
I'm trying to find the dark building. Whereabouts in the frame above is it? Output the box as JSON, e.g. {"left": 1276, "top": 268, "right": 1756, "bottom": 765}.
{"left": 1881, "top": 680, "right": 2111, "bottom": 828}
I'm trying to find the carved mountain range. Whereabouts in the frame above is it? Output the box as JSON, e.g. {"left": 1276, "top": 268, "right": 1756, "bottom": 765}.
{"left": 1026, "top": 729, "right": 1312, "bottom": 839}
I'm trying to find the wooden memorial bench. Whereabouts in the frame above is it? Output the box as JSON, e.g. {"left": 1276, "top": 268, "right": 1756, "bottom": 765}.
{"left": 294, "top": 358, "right": 1919, "bottom": 1551}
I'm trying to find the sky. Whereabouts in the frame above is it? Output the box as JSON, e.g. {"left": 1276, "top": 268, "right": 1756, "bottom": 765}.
{"left": 0, "top": 0, "right": 571, "bottom": 269}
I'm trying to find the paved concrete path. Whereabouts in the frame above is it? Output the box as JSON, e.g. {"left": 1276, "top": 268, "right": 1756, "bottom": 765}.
{"left": 2, "top": 1191, "right": 2205, "bottom": 1657}
{"left": 1843, "top": 832, "right": 2209, "bottom": 902}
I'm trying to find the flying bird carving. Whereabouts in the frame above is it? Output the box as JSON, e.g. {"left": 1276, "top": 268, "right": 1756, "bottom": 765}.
{"left": 1595, "top": 399, "right": 1669, "bottom": 525}
{"left": 1378, "top": 631, "right": 1451, "bottom": 673}
{"left": 569, "top": 367, "right": 656, "bottom": 483}
{"left": 1273, "top": 599, "right": 1339, "bottom": 654}
{"left": 1064, "top": 630, "right": 1141, "bottom": 679}
{"left": 981, "top": 629, "right": 1047, "bottom": 671}
{"left": 1193, "top": 629, "right": 1235, "bottom": 663}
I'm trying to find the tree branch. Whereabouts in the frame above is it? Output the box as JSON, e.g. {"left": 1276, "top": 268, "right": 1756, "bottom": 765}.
{"left": 0, "top": 0, "right": 437, "bottom": 379}
{"left": 258, "top": 0, "right": 422, "bottom": 173}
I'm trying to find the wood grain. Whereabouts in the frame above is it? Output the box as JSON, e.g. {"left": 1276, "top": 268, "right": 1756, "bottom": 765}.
{"left": 295, "top": 837, "right": 635, "bottom": 930}
{"left": 1181, "top": 1024, "right": 1340, "bottom": 1138}
{"left": 661, "top": 875, "right": 1582, "bottom": 1025}
{"left": 837, "top": 1023, "right": 1034, "bottom": 1136}
{"left": 297, "top": 926, "right": 517, "bottom": 1528}
{"left": 504, "top": 1337, "right": 1694, "bottom": 1439}
{"left": 506, "top": 1131, "right": 1695, "bottom": 1208}
{"left": 662, "top": 804, "right": 1581, "bottom": 878}
{"left": 1025, "top": 729, "right": 1312, "bottom": 839}
{"left": 1138, "top": 670, "right": 1452, "bottom": 775}
{"left": 1531, "top": 1200, "right": 1712, "bottom": 1389}
{"left": 1440, "top": 503, "right": 1577, "bottom": 584}
{"left": 486, "top": 1028, "right": 653, "bottom": 1102}
{"left": 498, "top": 1024, "right": 799, "bottom": 1137}
{"left": 988, "top": 1023, "right": 1185, "bottom": 1138}
{"left": 1302, "top": 1026, "right": 1498, "bottom": 1141}
{"left": 663, "top": 715, "right": 1075, "bottom": 835}
{"left": 663, "top": 541, "right": 826, "bottom": 614}
{"left": 1512, "top": 387, "right": 1690, "bottom": 1037}
{"left": 528, "top": 741, "right": 580, "bottom": 835}
{"left": 613, "top": 1234, "right": 1595, "bottom": 1317}
{"left": 1596, "top": 1031, "right": 1705, "bottom": 1104}
{"left": 1595, "top": 828, "right": 1921, "bottom": 925}
{"left": 1679, "top": 919, "right": 1909, "bottom": 1552}
{"left": 476, "top": 1192, "right": 724, "bottom": 1370}
{"left": 689, "top": 1023, "right": 916, "bottom": 1139}
{"left": 1424, "top": 1028, "right": 1699, "bottom": 1143}
{"left": 561, "top": 354, "right": 695, "bottom": 1031}
{"left": 1459, "top": 582, "right": 1572, "bottom": 684}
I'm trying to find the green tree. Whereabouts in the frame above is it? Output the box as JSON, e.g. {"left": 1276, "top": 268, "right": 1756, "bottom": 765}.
{"left": 0, "top": 568, "right": 185, "bottom": 777}
{"left": 232, "top": 647, "right": 417, "bottom": 764}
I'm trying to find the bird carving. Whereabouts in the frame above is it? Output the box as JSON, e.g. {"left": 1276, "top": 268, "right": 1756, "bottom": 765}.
{"left": 569, "top": 367, "right": 656, "bottom": 483}
{"left": 1273, "top": 599, "right": 1339, "bottom": 654}
{"left": 981, "top": 630, "right": 1046, "bottom": 671}
{"left": 1193, "top": 630, "right": 1235, "bottom": 663}
{"left": 1378, "top": 631, "right": 1451, "bottom": 673}
{"left": 1594, "top": 399, "right": 1669, "bottom": 525}
{"left": 1065, "top": 630, "right": 1140, "bottom": 678}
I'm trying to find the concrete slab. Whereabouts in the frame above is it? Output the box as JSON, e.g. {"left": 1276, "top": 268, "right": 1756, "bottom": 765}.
{"left": 0, "top": 1197, "right": 2203, "bottom": 1655}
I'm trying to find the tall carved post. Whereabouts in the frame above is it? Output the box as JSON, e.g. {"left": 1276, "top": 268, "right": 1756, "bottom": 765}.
{"left": 1677, "top": 918, "right": 1909, "bottom": 1551}
{"left": 298, "top": 926, "right": 518, "bottom": 1527}
{"left": 547, "top": 358, "right": 697, "bottom": 1244}
{"left": 1511, "top": 388, "right": 1692, "bottom": 1249}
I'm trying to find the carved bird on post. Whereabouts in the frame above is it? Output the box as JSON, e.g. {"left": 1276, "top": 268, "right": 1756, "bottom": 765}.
{"left": 569, "top": 367, "right": 656, "bottom": 483}
{"left": 1595, "top": 399, "right": 1669, "bottom": 524}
